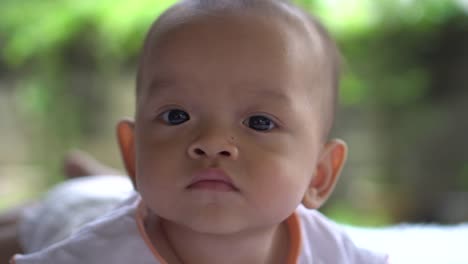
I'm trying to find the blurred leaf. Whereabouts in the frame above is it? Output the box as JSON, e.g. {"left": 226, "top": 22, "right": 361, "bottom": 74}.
{"left": 323, "top": 201, "right": 392, "bottom": 226}
{"left": 15, "top": 78, "right": 51, "bottom": 116}
{"left": 458, "top": 164, "right": 468, "bottom": 189}
{"left": 0, "top": 0, "right": 178, "bottom": 66}
{"left": 375, "top": 67, "right": 430, "bottom": 106}
{"left": 313, "top": 0, "right": 379, "bottom": 36}
{"left": 340, "top": 73, "right": 369, "bottom": 106}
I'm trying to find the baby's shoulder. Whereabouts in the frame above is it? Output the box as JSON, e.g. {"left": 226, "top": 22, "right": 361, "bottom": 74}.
{"left": 295, "top": 206, "right": 389, "bottom": 264}
{"left": 12, "top": 194, "right": 157, "bottom": 264}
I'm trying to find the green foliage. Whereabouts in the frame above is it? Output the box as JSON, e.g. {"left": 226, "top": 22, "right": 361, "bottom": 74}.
{"left": 458, "top": 164, "right": 468, "bottom": 189}
{"left": 1, "top": 0, "right": 462, "bottom": 67}
{"left": 0, "top": 0, "right": 177, "bottom": 66}
{"left": 294, "top": 0, "right": 462, "bottom": 107}
{"left": 323, "top": 201, "right": 392, "bottom": 226}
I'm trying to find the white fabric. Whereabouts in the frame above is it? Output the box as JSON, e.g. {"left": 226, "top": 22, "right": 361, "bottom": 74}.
{"left": 295, "top": 206, "right": 388, "bottom": 263}
{"left": 13, "top": 191, "right": 387, "bottom": 264}
{"left": 19, "top": 175, "right": 134, "bottom": 253}
{"left": 344, "top": 224, "right": 468, "bottom": 264}
{"left": 14, "top": 193, "right": 157, "bottom": 264}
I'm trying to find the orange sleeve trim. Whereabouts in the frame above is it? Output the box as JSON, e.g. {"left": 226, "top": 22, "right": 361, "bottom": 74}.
{"left": 285, "top": 211, "right": 302, "bottom": 264}
{"left": 134, "top": 201, "right": 168, "bottom": 264}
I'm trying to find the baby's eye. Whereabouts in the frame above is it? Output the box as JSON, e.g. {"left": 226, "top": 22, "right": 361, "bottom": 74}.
{"left": 160, "top": 109, "right": 190, "bottom": 125}
{"left": 244, "top": 115, "right": 276, "bottom": 132}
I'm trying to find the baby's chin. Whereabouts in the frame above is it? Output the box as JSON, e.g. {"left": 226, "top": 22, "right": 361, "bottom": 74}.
{"left": 161, "top": 207, "right": 274, "bottom": 236}
{"left": 183, "top": 220, "right": 248, "bottom": 236}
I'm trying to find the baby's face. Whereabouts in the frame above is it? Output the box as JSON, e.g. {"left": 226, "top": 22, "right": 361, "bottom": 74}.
{"left": 134, "top": 13, "right": 327, "bottom": 234}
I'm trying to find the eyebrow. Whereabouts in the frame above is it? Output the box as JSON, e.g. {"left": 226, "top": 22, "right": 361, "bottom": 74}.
{"left": 241, "top": 86, "right": 292, "bottom": 105}
{"left": 146, "top": 76, "right": 292, "bottom": 105}
{"left": 146, "top": 77, "right": 177, "bottom": 96}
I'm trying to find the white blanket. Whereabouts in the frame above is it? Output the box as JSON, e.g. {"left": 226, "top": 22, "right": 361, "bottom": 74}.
{"left": 345, "top": 224, "right": 468, "bottom": 264}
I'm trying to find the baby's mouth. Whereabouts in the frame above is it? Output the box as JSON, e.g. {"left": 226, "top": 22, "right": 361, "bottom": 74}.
{"left": 187, "top": 168, "right": 239, "bottom": 192}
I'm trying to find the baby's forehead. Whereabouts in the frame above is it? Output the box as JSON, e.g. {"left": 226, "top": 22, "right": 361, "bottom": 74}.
{"left": 138, "top": 1, "right": 332, "bottom": 92}
{"left": 147, "top": 0, "right": 311, "bottom": 37}
{"left": 145, "top": 5, "right": 318, "bottom": 54}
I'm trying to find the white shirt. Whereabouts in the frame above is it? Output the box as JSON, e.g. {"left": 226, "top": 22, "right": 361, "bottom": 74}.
{"left": 12, "top": 192, "right": 388, "bottom": 264}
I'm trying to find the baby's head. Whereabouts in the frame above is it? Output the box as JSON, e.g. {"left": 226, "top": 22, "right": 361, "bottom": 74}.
{"left": 117, "top": 0, "right": 347, "bottom": 234}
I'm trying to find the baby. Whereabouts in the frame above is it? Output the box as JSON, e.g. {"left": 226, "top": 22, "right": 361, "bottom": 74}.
{"left": 12, "top": 0, "right": 389, "bottom": 263}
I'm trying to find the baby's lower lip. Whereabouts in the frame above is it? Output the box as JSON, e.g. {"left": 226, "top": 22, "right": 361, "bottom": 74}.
{"left": 188, "top": 180, "right": 237, "bottom": 192}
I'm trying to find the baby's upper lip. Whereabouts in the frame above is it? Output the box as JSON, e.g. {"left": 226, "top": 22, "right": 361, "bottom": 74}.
{"left": 188, "top": 168, "right": 238, "bottom": 190}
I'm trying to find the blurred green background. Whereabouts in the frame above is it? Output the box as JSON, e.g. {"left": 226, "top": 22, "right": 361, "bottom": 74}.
{"left": 1, "top": 0, "right": 467, "bottom": 226}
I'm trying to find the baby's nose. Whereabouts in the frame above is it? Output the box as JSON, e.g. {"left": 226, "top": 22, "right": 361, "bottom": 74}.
{"left": 187, "top": 138, "right": 239, "bottom": 160}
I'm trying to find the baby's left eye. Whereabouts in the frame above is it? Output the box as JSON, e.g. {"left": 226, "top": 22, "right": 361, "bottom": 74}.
{"left": 159, "top": 109, "right": 190, "bottom": 125}
{"left": 243, "top": 115, "right": 276, "bottom": 132}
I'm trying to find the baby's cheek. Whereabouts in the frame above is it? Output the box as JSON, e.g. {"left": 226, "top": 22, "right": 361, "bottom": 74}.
{"left": 136, "top": 172, "right": 174, "bottom": 215}
{"left": 251, "top": 158, "right": 310, "bottom": 209}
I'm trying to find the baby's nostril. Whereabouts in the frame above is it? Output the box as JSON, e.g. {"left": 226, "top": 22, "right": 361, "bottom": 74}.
{"left": 194, "top": 148, "right": 205, "bottom": 155}
{"left": 220, "top": 151, "right": 231, "bottom": 157}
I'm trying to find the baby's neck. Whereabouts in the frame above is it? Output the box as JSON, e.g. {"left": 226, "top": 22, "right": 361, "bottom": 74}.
{"left": 146, "top": 215, "right": 289, "bottom": 264}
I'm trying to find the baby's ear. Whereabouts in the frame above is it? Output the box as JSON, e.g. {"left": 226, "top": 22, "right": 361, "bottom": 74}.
{"left": 116, "top": 119, "right": 137, "bottom": 189}
{"left": 302, "top": 139, "right": 348, "bottom": 209}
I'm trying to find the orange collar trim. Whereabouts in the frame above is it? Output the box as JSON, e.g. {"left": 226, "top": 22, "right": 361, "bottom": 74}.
{"left": 285, "top": 211, "right": 302, "bottom": 264}
{"left": 135, "top": 201, "right": 169, "bottom": 264}
{"left": 135, "top": 200, "right": 302, "bottom": 264}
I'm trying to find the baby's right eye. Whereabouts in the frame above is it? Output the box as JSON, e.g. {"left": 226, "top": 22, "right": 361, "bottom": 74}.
{"left": 159, "top": 109, "right": 190, "bottom": 125}
{"left": 243, "top": 115, "right": 277, "bottom": 132}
